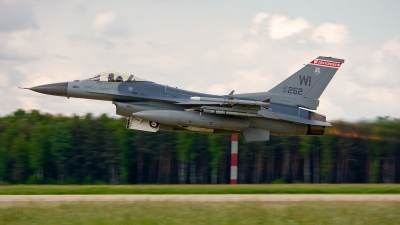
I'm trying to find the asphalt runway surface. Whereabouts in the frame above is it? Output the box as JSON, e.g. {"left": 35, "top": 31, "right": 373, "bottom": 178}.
{"left": 1, "top": 194, "right": 400, "bottom": 204}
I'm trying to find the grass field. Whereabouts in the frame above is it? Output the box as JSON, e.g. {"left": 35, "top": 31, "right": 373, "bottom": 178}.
{"left": 1, "top": 201, "right": 399, "bottom": 225}
{"left": 1, "top": 184, "right": 400, "bottom": 195}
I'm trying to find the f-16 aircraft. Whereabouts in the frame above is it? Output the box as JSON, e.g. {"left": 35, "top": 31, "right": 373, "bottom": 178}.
{"left": 22, "top": 56, "right": 344, "bottom": 142}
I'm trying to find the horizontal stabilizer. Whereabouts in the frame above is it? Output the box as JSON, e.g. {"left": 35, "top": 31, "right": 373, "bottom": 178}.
{"left": 281, "top": 117, "right": 331, "bottom": 126}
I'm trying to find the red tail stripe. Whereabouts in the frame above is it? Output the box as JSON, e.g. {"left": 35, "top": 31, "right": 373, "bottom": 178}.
{"left": 310, "top": 59, "right": 342, "bottom": 68}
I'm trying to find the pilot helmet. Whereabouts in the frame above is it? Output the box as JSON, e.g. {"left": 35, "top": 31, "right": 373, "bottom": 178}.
{"left": 116, "top": 76, "right": 123, "bottom": 82}
{"left": 108, "top": 73, "right": 114, "bottom": 79}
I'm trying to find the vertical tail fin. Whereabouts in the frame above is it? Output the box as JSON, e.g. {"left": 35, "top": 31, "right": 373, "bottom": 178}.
{"left": 269, "top": 56, "right": 344, "bottom": 100}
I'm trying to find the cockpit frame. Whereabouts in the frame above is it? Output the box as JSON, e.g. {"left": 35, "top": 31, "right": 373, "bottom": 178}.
{"left": 85, "top": 72, "right": 149, "bottom": 83}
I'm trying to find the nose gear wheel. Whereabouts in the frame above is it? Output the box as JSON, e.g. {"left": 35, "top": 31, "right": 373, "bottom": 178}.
{"left": 149, "top": 121, "right": 159, "bottom": 128}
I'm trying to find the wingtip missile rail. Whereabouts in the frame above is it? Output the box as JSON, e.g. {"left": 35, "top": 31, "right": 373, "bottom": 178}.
{"left": 190, "top": 96, "right": 270, "bottom": 107}
{"left": 201, "top": 109, "right": 263, "bottom": 117}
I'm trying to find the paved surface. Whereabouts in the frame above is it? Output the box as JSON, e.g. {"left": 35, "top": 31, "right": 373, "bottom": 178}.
{"left": 0, "top": 194, "right": 400, "bottom": 203}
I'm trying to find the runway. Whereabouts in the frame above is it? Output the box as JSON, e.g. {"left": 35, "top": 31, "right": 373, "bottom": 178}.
{"left": 1, "top": 194, "right": 400, "bottom": 203}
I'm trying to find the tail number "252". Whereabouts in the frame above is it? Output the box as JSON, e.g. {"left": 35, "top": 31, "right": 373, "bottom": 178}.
{"left": 283, "top": 86, "right": 303, "bottom": 95}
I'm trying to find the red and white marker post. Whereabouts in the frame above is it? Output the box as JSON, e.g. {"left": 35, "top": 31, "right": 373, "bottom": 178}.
{"left": 230, "top": 134, "right": 238, "bottom": 184}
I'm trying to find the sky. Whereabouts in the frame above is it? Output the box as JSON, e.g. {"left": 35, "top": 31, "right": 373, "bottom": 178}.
{"left": 1, "top": 0, "right": 400, "bottom": 121}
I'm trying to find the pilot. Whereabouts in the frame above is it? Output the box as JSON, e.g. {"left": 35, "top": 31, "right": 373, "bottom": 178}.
{"left": 116, "top": 76, "right": 123, "bottom": 82}
{"left": 108, "top": 73, "right": 115, "bottom": 82}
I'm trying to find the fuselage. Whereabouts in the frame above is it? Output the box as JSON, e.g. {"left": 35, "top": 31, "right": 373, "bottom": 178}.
{"left": 26, "top": 56, "right": 344, "bottom": 141}
{"left": 66, "top": 80, "right": 221, "bottom": 104}
{"left": 28, "top": 79, "right": 325, "bottom": 140}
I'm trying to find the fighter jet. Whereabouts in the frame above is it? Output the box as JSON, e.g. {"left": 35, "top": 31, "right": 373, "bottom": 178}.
{"left": 23, "top": 56, "right": 344, "bottom": 142}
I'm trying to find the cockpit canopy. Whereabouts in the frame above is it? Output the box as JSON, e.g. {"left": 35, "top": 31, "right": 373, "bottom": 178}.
{"left": 85, "top": 72, "right": 149, "bottom": 83}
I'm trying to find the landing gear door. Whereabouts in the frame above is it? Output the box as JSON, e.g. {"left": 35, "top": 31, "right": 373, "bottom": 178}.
{"left": 126, "top": 116, "right": 159, "bottom": 132}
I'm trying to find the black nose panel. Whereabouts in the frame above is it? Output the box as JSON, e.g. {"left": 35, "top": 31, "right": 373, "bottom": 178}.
{"left": 30, "top": 82, "right": 68, "bottom": 97}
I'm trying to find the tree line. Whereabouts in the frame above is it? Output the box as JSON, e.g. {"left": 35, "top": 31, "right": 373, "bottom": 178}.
{"left": 0, "top": 109, "right": 399, "bottom": 184}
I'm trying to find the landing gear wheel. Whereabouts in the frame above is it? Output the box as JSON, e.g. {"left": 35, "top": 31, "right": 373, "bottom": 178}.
{"left": 149, "top": 121, "right": 159, "bottom": 128}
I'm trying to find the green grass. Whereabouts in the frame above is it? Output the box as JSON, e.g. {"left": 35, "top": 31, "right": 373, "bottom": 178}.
{"left": 1, "top": 202, "right": 399, "bottom": 225}
{"left": 1, "top": 184, "right": 400, "bottom": 195}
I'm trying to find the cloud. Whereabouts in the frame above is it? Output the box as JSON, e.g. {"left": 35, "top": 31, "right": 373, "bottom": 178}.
{"left": 92, "top": 11, "right": 117, "bottom": 31}
{"left": 72, "top": 4, "right": 88, "bottom": 15}
{"left": 0, "top": 4, "right": 37, "bottom": 32}
{"left": 232, "top": 41, "right": 260, "bottom": 59}
{"left": 0, "top": 4, "right": 398, "bottom": 122}
{"left": 0, "top": 72, "right": 10, "bottom": 87}
{"left": 268, "top": 15, "right": 311, "bottom": 40}
{"left": 311, "top": 23, "right": 349, "bottom": 44}
{"left": 348, "top": 36, "right": 400, "bottom": 88}
{"left": 253, "top": 12, "right": 269, "bottom": 24}
{"left": 0, "top": 30, "right": 42, "bottom": 61}
{"left": 0, "top": 0, "right": 33, "bottom": 3}
{"left": 85, "top": 11, "right": 133, "bottom": 40}
{"left": 250, "top": 12, "right": 269, "bottom": 35}
{"left": 129, "top": 54, "right": 186, "bottom": 71}
{"left": 248, "top": 13, "right": 349, "bottom": 45}
{"left": 181, "top": 12, "right": 399, "bottom": 120}
{"left": 382, "top": 34, "right": 400, "bottom": 61}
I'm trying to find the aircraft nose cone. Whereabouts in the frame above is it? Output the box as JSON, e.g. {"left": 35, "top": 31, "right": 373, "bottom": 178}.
{"left": 30, "top": 82, "right": 68, "bottom": 97}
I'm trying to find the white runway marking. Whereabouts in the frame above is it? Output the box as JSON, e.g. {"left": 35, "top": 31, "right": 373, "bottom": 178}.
{"left": 0, "top": 194, "right": 400, "bottom": 203}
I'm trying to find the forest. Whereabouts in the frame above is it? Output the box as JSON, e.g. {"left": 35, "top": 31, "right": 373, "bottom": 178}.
{"left": 0, "top": 109, "right": 399, "bottom": 185}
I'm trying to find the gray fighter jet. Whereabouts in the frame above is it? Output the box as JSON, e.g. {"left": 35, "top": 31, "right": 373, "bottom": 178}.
{"left": 23, "top": 56, "right": 344, "bottom": 142}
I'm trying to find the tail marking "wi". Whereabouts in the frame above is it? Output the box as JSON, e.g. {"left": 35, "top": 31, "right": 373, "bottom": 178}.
{"left": 299, "top": 75, "right": 311, "bottom": 86}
